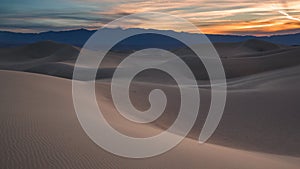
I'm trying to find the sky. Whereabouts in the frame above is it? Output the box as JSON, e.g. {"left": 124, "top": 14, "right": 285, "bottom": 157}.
{"left": 0, "top": 0, "right": 300, "bottom": 35}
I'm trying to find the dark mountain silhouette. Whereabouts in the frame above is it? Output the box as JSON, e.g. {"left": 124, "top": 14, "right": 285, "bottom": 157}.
{"left": 0, "top": 28, "right": 300, "bottom": 48}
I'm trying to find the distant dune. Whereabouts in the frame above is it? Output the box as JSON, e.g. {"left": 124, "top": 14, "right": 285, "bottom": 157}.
{"left": 1, "top": 40, "right": 300, "bottom": 80}
{"left": 0, "top": 40, "right": 299, "bottom": 168}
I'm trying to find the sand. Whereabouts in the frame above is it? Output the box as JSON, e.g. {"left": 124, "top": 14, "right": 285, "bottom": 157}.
{"left": 0, "top": 40, "right": 299, "bottom": 168}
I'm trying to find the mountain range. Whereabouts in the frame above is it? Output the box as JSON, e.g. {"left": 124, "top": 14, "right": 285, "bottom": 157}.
{"left": 1, "top": 28, "right": 300, "bottom": 48}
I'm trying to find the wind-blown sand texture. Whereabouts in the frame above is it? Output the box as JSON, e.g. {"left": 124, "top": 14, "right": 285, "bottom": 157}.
{"left": 0, "top": 40, "right": 299, "bottom": 168}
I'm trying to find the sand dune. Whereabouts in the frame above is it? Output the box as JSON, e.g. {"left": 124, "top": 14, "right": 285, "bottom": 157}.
{"left": 0, "top": 41, "right": 79, "bottom": 62}
{"left": 0, "top": 70, "right": 299, "bottom": 169}
{"left": 213, "top": 39, "right": 287, "bottom": 58}
{"left": 0, "top": 41, "right": 80, "bottom": 70}
{"left": 0, "top": 40, "right": 300, "bottom": 168}
{"left": 104, "top": 65, "right": 300, "bottom": 156}
{"left": 1, "top": 40, "right": 300, "bottom": 80}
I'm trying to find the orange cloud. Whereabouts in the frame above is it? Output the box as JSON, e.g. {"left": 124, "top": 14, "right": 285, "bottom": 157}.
{"left": 97, "top": 0, "right": 300, "bottom": 35}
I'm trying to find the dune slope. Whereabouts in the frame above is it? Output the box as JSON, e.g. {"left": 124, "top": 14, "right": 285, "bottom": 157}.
{"left": 0, "top": 70, "right": 299, "bottom": 169}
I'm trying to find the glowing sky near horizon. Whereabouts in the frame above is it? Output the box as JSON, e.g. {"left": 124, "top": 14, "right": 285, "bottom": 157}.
{"left": 0, "top": 0, "right": 300, "bottom": 35}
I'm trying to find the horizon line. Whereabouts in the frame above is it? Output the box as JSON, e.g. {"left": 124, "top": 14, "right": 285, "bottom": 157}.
{"left": 1, "top": 27, "right": 300, "bottom": 37}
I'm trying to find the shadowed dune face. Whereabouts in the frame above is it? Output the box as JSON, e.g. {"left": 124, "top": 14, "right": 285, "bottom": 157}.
{"left": 0, "top": 40, "right": 300, "bottom": 168}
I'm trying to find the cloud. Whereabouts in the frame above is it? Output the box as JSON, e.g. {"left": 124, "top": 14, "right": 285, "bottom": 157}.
{"left": 278, "top": 10, "right": 300, "bottom": 21}
{"left": 271, "top": 1, "right": 300, "bottom": 22}
{"left": 0, "top": 0, "right": 300, "bottom": 35}
{"left": 94, "top": 0, "right": 300, "bottom": 35}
